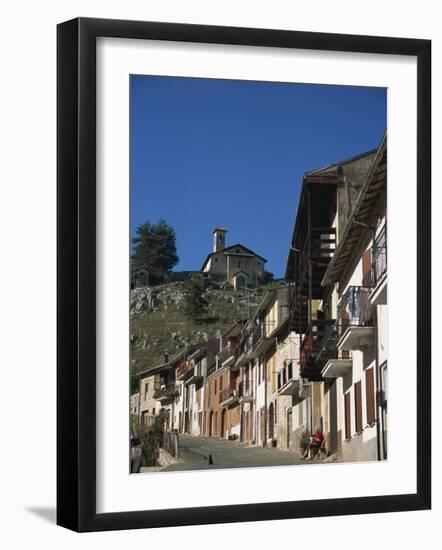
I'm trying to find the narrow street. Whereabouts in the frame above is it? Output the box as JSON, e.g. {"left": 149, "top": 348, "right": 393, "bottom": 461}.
{"left": 162, "top": 434, "right": 307, "bottom": 471}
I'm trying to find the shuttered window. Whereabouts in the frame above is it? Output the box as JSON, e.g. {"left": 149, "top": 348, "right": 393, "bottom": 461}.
{"left": 354, "top": 381, "right": 363, "bottom": 434}
{"left": 365, "top": 368, "right": 376, "bottom": 425}
{"left": 362, "top": 248, "right": 372, "bottom": 286}
{"left": 344, "top": 392, "right": 351, "bottom": 440}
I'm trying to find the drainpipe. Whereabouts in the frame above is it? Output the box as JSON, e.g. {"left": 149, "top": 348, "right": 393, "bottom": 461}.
{"left": 254, "top": 360, "right": 258, "bottom": 444}
{"left": 354, "top": 220, "right": 383, "bottom": 459}
{"left": 373, "top": 308, "right": 384, "bottom": 461}
{"left": 264, "top": 355, "right": 268, "bottom": 447}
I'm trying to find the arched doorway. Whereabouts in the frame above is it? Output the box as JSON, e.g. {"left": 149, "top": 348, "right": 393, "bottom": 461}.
{"left": 268, "top": 402, "right": 275, "bottom": 440}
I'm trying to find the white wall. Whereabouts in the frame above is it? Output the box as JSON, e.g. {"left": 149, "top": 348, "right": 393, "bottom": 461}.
{"left": 0, "top": 0, "right": 440, "bottom": 548}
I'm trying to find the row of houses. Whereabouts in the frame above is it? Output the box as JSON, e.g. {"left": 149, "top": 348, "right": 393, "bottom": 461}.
{"left": 131, "top": 133, "right": 388, "bottom": 462}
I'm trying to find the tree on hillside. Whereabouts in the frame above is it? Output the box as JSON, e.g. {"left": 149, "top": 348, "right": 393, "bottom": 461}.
{"left": 184, "top": 273, "right": 208, "bottom": 322}
{"left": 261, "top": 270, "right": 274, "bottom": 285}
{"left": 131, "top": 219, "right": 179, "bottom": 285}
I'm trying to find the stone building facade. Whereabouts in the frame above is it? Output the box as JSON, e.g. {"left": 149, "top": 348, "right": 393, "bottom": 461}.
{"left": 201, "top": 227, "right": 267, "bottom": 289}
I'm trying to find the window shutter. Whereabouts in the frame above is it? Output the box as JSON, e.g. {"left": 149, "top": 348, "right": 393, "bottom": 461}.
{"left": 365, "top": 368, "right": 376, "bottom": 425}
{"left": 362, "top": 248, "right": 372, "bottom": 286}
{"left": 354, "top": 381, "right": 363, "bottom": 434}
{"left": 344, "top": 392, "right": 351, "bottom": 440}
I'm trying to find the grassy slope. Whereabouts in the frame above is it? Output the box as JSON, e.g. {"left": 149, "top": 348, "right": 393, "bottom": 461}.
{"left": 130, "top": 288, "right": 256, "bottom": 375}
{"left": 130, "top": 279, "right": 286, "bottom": 388}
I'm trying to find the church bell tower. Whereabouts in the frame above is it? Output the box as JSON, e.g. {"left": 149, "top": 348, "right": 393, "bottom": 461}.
{"left": 213, "top": 227, "right": 227, "bottom": 252}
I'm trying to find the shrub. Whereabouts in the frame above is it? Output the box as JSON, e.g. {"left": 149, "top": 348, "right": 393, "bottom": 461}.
{"left": 299, "top": 430, "right": 311, "bottom": 451}
{"left": 140, "top": 410, "right": 167, "bottom": 466}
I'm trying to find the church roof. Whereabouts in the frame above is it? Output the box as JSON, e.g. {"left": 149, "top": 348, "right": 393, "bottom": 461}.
{"left": 200, "top": 243, "right": 267, "bottom": 271}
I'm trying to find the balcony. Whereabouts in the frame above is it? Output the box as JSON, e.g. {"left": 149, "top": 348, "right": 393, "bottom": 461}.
{"left": 154, "top": 385, "right": 178, "bottom": 404}
{"left": 176, "top": 361, "right": 204, "bottom": 384}
{"left": 176, "top": 362, "right": 189, "bottom": 381}
{"left": 220, "top": 386, "right": 239, "bottom": 407}
{"left": 367, "top": 225, "right": 387, "bottom": 306}
{"left": 238, "top": 381, "right": 253, "bottom": 402}
{"left": 277, "top": 362, "right": 300, "bottom": 395}
{"left": 337, "top": 286, "right": 374, "bottom": 351}
{"left": 248, "top": 322, "right": 276, "bottom": 358}
{"left": 299, "top": 319, "right": 335, "bottom": 381}
{"left": 186, "top": 363, "right": 204, "bottom": 384}
{"left": 298, "top": 378, "right": 310, "bottom": 398}
{"left": 317, "top": 325, "right": 353, "bottom": 378}
{"left": 217, "top": 346, "right": 238, "bottom": 370}
{"left": 235, "top": 350, "right": 249, "bottom": 367}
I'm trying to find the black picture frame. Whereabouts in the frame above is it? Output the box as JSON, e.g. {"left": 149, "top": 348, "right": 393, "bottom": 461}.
{"left": 57, "top": 17, "right": 431, "bottom": 532}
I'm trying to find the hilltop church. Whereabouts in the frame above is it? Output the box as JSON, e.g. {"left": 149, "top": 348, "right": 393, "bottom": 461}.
{"left": 201, "top": 227, "right": 267, "bottom": 290}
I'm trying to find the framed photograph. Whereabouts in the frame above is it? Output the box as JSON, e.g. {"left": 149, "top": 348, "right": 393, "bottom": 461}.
{"left": 57, "top": 17, "right": 431, "bottom": 532}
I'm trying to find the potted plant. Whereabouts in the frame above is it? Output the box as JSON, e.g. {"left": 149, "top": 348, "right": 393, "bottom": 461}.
{"left": 299, "top": 430, "right": 311, "bottom": 453}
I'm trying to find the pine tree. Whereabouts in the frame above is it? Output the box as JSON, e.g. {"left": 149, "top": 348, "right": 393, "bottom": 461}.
{"left": 131, "top": 219, "right": 179, "bottom": 284}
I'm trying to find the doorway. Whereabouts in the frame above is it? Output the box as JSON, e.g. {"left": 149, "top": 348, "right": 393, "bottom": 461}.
{"left": 268, "top": 402, "right": 275, "bottom": 440}
{"left": 287, "top": 409, "right": 293, "bottom": 450}
{"left": 221, "top": 409, "right": 227, "bottom": 438}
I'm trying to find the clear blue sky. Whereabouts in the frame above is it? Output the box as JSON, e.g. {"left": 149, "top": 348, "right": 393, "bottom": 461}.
{"left": 130, "top": 76, "right": 386, "bottom": 278}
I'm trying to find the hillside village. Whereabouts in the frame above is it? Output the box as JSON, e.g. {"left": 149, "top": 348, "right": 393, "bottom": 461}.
{"left": 131, "top": 133, "right": 387, "bottom": 470}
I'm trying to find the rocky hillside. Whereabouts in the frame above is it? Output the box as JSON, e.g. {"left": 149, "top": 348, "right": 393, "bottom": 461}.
{"left": 130, "top": 279, "right": 260, "bottom": 381}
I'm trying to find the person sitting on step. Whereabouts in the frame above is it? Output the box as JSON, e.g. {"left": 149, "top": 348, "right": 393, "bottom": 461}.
{"left": 301, "top": 428, "right": 324, "bottom": 460}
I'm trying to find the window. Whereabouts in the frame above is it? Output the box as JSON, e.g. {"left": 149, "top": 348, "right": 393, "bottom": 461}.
{"left": 344, "top": 392, "right": 351, "bottom": 440}
{"left": 214, "top": 257, "right": 218, "bottom": 262}
{"left": 235, "top": 248, "right": 240, "bottom": 253}
{"left": 144, "top": 383, "right": 149, "bottom": 399}
{"left": 354, "top": 381, "right": 363, "bottom": 434}
{"left": 219, "top": 375, "right": 223, "bottom": 392}
{"left": 152, "top": 408, "right": 155, "bottom": 416}
{"left": 214, "top": 380, "right": 217, "bottom": 394}
{"left": 365, "top": 368, "right": 376, "bottom": 425}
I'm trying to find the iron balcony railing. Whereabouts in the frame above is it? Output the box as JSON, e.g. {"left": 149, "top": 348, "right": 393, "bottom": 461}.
{"left": 251, "top": 321, "right": 278, "bottom": 347}
{"left": 220, "top": 386, "right": 238, "bottom": 404}
{"left": 372, "top": 225, "right": 387, "bottom": 285}
{"left": 277, "top": 362, "right": 296, "bottom": 391}
{"left": 238, "top": 381, "right": 253, "bottom": 400}
{"left": 299, "top": 319, "right": 336, "bottom": 367}
{"left": 206, "top": 361, "right": 217, "bottom": 377}
{"left": 153, "top": 385, "right": 178, "bottom": 400}
{"left": 316, "top": 324, "right": 352, "bottom": 367}
{"left": 337, "top": 286, "right": 373, "bottom": 330}
{"left": 217, "top": 345, "right": 238, "bottom": 366}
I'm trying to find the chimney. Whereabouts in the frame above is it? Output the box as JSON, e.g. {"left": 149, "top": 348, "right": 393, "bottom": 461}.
{"left": 213, "top": 227, "right": 227, "bottom": 252}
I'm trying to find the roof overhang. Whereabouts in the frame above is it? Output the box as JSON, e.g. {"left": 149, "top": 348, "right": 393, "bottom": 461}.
{"left": 321, "top": 133, "right": 387, "bottom": 287}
